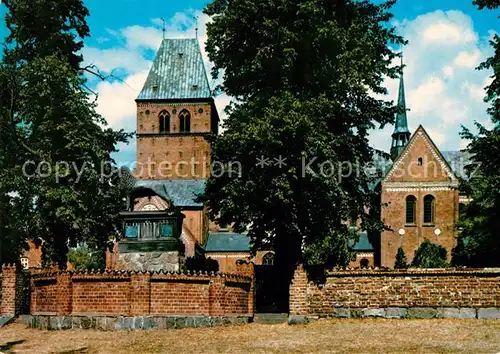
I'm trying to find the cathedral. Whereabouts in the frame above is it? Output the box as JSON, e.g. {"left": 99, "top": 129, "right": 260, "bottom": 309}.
{"left": 22, "top": 37, "right": 468, "bottom": 271}
{"left": 107, "top": 38, "right": 267, "bottom": 273}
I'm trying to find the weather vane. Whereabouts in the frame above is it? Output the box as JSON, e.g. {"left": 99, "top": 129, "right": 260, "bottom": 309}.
{"left": 194, "top": 16, "right": 199, "bottom": 39}
{"left": 161, "top": 17, "right": 166, "bottom": 40}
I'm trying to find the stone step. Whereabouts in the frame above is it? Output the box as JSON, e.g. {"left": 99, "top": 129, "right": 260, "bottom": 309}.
{"left": 253, "top": 313, "right": 288, "bottom": 324}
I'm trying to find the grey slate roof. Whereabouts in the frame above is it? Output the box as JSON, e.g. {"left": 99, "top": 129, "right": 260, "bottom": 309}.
{"left": 137, "top": 38, "right": 212, "bottom": 101}
{"left": 204, "top": 232, "right": 251, "bottom": 252}
{"left": 134, "top": 180, "right": 206, "bottom": 208}
{"left": 350, "top": 232, "right": 374, "bottom": 251}
{"left": 441, "top": 150, "right": 473, "bottom": 179}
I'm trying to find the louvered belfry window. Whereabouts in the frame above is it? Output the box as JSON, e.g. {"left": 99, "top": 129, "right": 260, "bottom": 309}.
{"left": 159, "top": 110, "right": 170, "bottom": 133}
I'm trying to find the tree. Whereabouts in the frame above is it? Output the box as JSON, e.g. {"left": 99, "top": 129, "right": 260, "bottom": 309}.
{"left": 394, "top": 247, "right": 408, "bottom": 269}
{"left": 453, "top": 0, "right": 500, "bottom": 267}
{"left": 67, "top": 244, "right": 106, "bottom": 271}
{"left": 203, "top": 0, "right": 405, "bottom": 283}
{"left": 412, "top": 240, "right": 448, "bottom": 268}
{"left": 0, "top": 0, "right": 132, "bottom": 268}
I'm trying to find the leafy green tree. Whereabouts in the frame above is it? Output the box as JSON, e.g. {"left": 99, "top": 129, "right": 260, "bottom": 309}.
{"left": 67, "top": 244, "right": 106, "bottom": 271}
{"left": 394, "top": 247, "right": 408, "bottom": 269}
{"left": 412, "top": 240, "right": 448, "bottom": 268}
{"left": 0, "top": 0, "right": 132, "bottom": 268}
{"left": 453, "top": 0, "right": 500, "bottom": 267}
{"left": 203, "top": 0, "right": 405, "bottom": 283}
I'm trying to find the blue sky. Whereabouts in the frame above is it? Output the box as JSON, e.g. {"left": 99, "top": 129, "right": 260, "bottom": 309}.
{"left": 0, "top": 0, "right": 498, "bottom": 165}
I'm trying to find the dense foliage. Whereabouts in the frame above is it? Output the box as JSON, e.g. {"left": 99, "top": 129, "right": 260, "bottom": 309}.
{"left": 0, "top": 0, "right": 132, "bottom": 268}
{"left": 67, "top": 244, "right": 106, "bottom": 271}
{"left": 203, "top": 0, "right": 405, "bottom": 280}
{"left": 412, "top": 240, "right": 448, "bottom": 268}
{"left": 453, "top": 0, "right": 500, "bottom": 267}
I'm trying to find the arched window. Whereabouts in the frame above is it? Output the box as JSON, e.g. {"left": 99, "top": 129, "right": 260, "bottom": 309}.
{"left": 159, "top": 110, "right": 170, "bottom": 133}
{"left": 179, "top": 109, "right": 191, "bottom": 132}
{"left": 406, "top": 195, "right": 416, "bottom": 224}
{"left": 418, "top": 157, "right": 423, "bottom": 166}
{"left": 262, "top": 252, "right": 275, "bottom": 266}
{"left": 423, "top": 195, "right": 435, "bottom": 224}
{"left": 360, "top": 258, "right": 369, "bottom": 268}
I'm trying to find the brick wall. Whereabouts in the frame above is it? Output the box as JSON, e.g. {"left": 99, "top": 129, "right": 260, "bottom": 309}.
{"left": 1, "top": 265, "right": 16, "bottom": 315}
{"left": 29, "top": 269, "right": 253, "bottom": 317}
{"left": 290, "top": 266, "right": 500, "bottom": 316}
{"left": 136, "top": 102, "right": 213, "bottom": 180}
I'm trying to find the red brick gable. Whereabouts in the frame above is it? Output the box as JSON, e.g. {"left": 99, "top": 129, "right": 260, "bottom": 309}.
{"left": 384, "top": 125, "right": 457, "bottom": 184}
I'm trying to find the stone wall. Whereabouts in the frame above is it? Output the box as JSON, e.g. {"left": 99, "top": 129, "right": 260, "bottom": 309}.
{"left": 29, "top": 266, "right": 254, "bottom": 318}
{"left": 116, "top": 251, "right": 181, "bottom": 272}
{"left": 19, "top": 314, "right": 250, "bottom": 331}
{"left": 290, "top": 265, "right": 500, "bottom": 319}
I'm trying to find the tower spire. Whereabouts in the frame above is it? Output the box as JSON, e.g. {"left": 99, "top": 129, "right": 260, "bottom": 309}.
{"left": 161, "top": 18, "right": 166, "bottom": 40}
{"left": 390, "top": 52, "right": 411, "bottom": 161}
{"left": 194, "top": 16, "right": 199, "bottom": 39}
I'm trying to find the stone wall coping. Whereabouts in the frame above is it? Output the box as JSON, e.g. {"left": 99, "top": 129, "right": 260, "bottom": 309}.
{"left": 324, "top": 267, "right": 500, "bottom": 277}
{"left": 30, "top": 268, "right": 252, "bottom": 283}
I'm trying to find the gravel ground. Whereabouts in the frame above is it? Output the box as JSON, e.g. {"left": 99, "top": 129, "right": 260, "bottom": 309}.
{"left": 0, "top": 319, "right": 499, "bottom": 353}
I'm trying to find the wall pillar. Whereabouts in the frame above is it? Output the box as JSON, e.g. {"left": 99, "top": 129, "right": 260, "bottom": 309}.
{"left": 1, "top": 264, "right": 17, "bottom": 316}
{"left": 130, "top": 272, "right": 151, "bottom": 316}
{"left": 56, "top": 272, "right": 73, "bottom": 315}
{"left": 289, "top": 264, "right": 309, "bottom": 316}
{"left": 209, "top": 277, "right": 225, "bottom": 316}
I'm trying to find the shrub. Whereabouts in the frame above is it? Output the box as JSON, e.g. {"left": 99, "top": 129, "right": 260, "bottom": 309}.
{"left": 394, "top": 247, "right": 408, "bottom": 269}
{"left": 411, "top": 240, "right": 448, "bottom": 268}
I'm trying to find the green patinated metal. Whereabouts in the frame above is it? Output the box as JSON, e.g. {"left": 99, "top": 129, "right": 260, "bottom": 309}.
{"left": 137, "top": 38, "right": 212, "bottom": 101}
{"left": 349, "top": 232, "right": 374, "bottom": 251}
{"left": 390, "top": 55, "right": 412, "bottom": 161}
{"left": 204, "top": 232, "right": 251, "bottom": 252}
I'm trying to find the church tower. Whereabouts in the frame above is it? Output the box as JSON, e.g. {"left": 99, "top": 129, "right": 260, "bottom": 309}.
{"left": 390, "top": 59, "right": 411, "bottom": 161}
{"left": 135, "top": 38, "right": 219, "bottom": 180}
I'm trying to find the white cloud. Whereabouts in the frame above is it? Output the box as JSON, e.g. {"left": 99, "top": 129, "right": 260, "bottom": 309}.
{"left": 86, "top": 7, "right": 493, "bottom": 160}
{"left": 418, "top": 10, "right": 478, "bottom": 45}
{"left": 83, "top": 47, "right": 151, "bottom": 74}
{"left": 426, "top": 128, "right": 446, "bottom": 146}
{"left": 454, "top": 50, "right": 481, "bottom": 68}
{"left": 121, "top": 25, "right": 163, "bottom": 51}
{"left": 370, "top": 9, "right": 493, "bottom": 152}
{"left": 422, "top": 23, "right": 476, "bottom": 45}
{"left": 95, "top": 70, "right": 149, "bottom": 130}
{"left": 407, "top": 77, "right": 445, "bottom": 115}
{"left": 442, "top": 65, "right": 454, "bottom": 78}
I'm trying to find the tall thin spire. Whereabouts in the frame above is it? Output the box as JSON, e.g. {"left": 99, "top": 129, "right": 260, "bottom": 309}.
{"left": 390, "top": 52, "right": 411, "bottom": 161}
{"left": 161, "top": 18, "right": 166, "bottom": 40}
{"left": 194, "top": 16, "right": 199, "bottom": 39}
